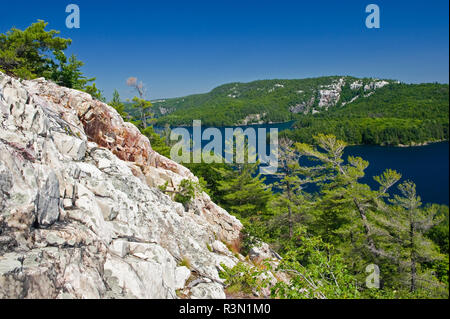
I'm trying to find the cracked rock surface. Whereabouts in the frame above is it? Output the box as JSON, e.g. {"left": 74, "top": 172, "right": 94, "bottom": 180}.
{"left": 0, "top": 72, "right": 246, "bottom": 299}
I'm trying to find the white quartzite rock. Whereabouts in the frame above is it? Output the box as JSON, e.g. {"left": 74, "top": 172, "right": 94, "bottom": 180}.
{"left": 0, "top": 72, "right": 248, "bottom": 299}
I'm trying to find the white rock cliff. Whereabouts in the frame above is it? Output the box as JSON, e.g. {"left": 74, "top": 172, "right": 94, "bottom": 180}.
{"left": 0, "top": 72, "right": 252, "bottom": 299}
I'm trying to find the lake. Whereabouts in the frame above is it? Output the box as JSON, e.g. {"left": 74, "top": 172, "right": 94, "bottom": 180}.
{"left": 344, "top": 142, "right": 449, "bottom": 205}
{"left": 159, "top": 122, "right": 449, "bottom": 205}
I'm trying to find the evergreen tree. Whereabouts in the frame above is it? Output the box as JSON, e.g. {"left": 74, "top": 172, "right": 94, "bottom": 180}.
{"left": 0, "top": 20, "right": 71, "bottom": 79}
{"left": 162, "top": 123, "right": 172, "bottom": 146}
{"left": 385, "top": 181, "right": 446, "bottom": 295}
{"left": 271, "top": 228, "right": 360, "bottom": 299}
{"left": 84, "top": 83, "right": 105, "bottom": 102}
{"left": 295, "top": 135, "right": 402, "bottom": 268}
{"left": 109, "top": 89, "right": 128, "bottom": 119}
{"left": 214, "top": 133, "right": 273, "bottom": 219}
{"left": 186, "top": 160, "right": 233, "bottom": 203}
{"left": 0, "top": 20, "right": 104, "bottom": 100}
{"left": 271, "top": 138, "right": 310, "bottom": 239}
{"left": 131, "top": 96, "right": 153, "bottom": 129}
{"left": 141, "top": 126, "right": 171, "bottom": 158}
{"left": 50, "top": 52, "right": 92, "bottom": 90}
{"left": 215, "top": 160, "right": 272, "bottom": 219}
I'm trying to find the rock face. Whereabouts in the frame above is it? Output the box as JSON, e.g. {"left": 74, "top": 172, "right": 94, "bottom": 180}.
{"left": 237, "top": 113, "right": 267, "bottom": 125}
{"left": 0, "top": 72, "right": 245, "bottom": 299}
{"left": 289, "top": 77, "right": 391, "bottom": 114}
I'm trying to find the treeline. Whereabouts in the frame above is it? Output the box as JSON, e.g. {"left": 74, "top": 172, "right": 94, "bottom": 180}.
{"left": 153, "top": 76, "right": 381, "bottom": 127}
{"left": 154, "top": 94, "right": 295, "bottom": 127}
{"left": 283, "top": 83, "right": 449, "bottom": 146}
{"left": 283, "top": 117, "right": 448, "bottom": 145}
{"left": 155, "top": 79, "right": 448, "bottom": 147}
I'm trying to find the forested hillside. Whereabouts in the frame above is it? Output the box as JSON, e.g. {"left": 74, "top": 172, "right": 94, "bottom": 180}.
{"left": 283, "top": 83, "right": 449, "bottom": 145}
{"left": 150, "top": 76, "right": 395, "bottom": 126}
{"left": 144, "top": 78, "right": 449, "bottom": 146}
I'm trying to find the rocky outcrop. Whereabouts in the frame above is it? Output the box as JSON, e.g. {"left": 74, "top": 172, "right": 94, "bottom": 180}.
{"left": 0, "top": 72, "right": 250, "bottom": 299}
{"left": 237, "top": 113, "right": 267, "bottom": 125}
{"left": 317, "top": 78, "right": 346, "bottom": 109}
{"left": 289, "top": 96, "right": 315, "bottom": 115}
{"left": 364, "top": 80, "right": 389, "bottom": 91}
{"left": 289, "top": 78, "right": 391, "bottom": 114}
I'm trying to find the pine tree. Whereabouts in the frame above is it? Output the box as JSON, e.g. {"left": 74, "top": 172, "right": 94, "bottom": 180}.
{"left": 385, "top": 181, "right": 446, "bottom": 294}
{"left": 215, "top": 160, "right": 272, "bottom": 219}
{"left": 0, "top": 20, "right": 71, "bottom": 79}
{"left": 51, "top": 52, "right": 92, "bottom": 90}
{"left": 215, "top": 133, "right": 272, "bottom": 219}
{"left": 295, "top": 134, "right": 402, "bottom": 261}
{"left": 131, "top": 96, "right": 153, "bottom": 129}
{"left": 109, "top": 89, "right": 128, "bottom": 119}
{"left": 271, "top": 138, "right": 310, "bottom": 239}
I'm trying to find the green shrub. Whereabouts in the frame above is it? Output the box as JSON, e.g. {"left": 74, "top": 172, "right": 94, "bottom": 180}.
{"left": 219, "top": 262, "right": 270, "bottom": 295}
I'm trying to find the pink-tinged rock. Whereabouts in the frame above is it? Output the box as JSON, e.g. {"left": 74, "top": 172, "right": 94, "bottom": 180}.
{"left": 22, "top": 76, "right": 242, "bottom": 239}
{"left": 77, "top": 100, "right": 152, "bottom": 167}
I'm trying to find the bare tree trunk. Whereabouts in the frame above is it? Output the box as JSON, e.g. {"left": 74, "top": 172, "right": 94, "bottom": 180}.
{"left": 354, "top": 199, "right": 378, "bottom": 255}
{"left": 140, "top": 108, "right": 147, "bottom": 129}
{"left": 287, "top": 181, "right": 293, "bottom": 239}
{"left": 410, "top": 223, "right": 417, "bottom": 292}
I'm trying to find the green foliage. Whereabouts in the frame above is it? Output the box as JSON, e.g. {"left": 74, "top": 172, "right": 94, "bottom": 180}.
{"left": 219, "top": 262, "right": 270, "bottom": 295}
{"left": 427, "top": 205, "right": 449, "bottom": 253}
{"left": 132, "top": 97, "right": 153, "bottom": 129}
{"left": 284, "top": 83, "right": 449, "bottom": 146}
{"left": 214, "top": 160, "right": 273, "bottom": 219}
{"left": 0, "top": 20, "right": 104, "bottom": 100}
{"left": 294, "top": 134, "right": 401, "bottom": 254}
{"left": 153, "top": 78, "right": 448, "bottom": 146}
{"left": 0, "top": 20, "right": 71, "bottom": 79}
{"left": 158, "top": 181, "right": 169, "bottom": 193}
{"left": 272, "top": 228, "right": 360, "bottom": 299}
{"left": 240, "top": 224, "right": 270, "bottom": 256}
{"left": 179, "top": 256, "right": 192, "bottom": 269}
{"left": 383, "top": 182, "right": 447, "bottom": 294}
{"left": 207, "top": 131, "right": 273, "bottom": 218}
{"left": 154, "top": 76, "right": 376, "bottom": 127}
{"left": 174, "top": 179, "right": 196, "bottom": 206}
{"left": 430, "top": 257, "right": 449, "bottom": 285}
{"left": 185, "top": 160, "right": 233, "bottom": 203}
{"left": 286, "top": 135, "right": 447, "bottom": 298}
{"left": 84, "top": 82, "right": 105, "bottom": 102}
{"left": 270, "top": 138, "right": 310, "bottom": 241}
{"left": 109, "top": 89, "right": 128, "bottom": 119}
{"left": 50, "top": 52, "right": 92, "bottom": 90}
{"left": 174, "top": 179, "right": 203, "bottom": 207}
{"left": 231, "top": 134, "right": 448, "bottom": 299}
{"left": 141, "top": 126, "right": 171, "bottom": 158}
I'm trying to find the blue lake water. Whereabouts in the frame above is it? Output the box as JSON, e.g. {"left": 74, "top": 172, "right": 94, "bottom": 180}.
{"left": 159, "top": 122, "right": 449, "bottom": 205}
{"left": 344, "top": 142, "right": 449, "bottom": 205}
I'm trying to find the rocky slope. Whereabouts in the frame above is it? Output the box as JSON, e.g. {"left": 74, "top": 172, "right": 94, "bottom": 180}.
{"left": 0, "top": 72, "right": 275, "bottom": 299}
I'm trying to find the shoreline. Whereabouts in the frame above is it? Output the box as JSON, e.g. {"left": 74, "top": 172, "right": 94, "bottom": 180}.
{"left": 155, "top": 120, "right": 448, "bottom": 148}
{"left": 383, "top": 139, "right": 448, "bottom": 148}
{"left": 334, "top": 139, "right": 448, "bottom": 148}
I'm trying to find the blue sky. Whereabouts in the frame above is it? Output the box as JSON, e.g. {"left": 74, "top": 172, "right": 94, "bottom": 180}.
{"left": 1, "top": 0, "right": 448, "bottom": 100}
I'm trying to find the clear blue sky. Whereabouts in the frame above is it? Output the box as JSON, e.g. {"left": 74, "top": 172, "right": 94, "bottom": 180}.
{"left": 1, "top": 0, "right": 448, "bottom": 100}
